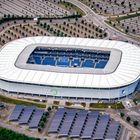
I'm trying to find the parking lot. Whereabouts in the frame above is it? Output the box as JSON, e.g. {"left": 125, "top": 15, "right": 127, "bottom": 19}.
{"left": 0, "top": 0, "right": 71, "bottom": 17}
{"left": 80, "top": 0, "right": 140, "bottom": 15}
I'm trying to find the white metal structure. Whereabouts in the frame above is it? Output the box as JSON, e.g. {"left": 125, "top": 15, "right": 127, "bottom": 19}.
{"left": 0, "top": 36, "right": 140, "bottom": 99}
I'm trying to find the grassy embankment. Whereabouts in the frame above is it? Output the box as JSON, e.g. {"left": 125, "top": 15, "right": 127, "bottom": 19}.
{"left": 59, "top": 1, "right": 85, "bottom": 16}
{"left": 89, "top": 102, "right": 124, "bottom": 109}
{"left": 0, "top": 95, "right": 46, "bottom": 108}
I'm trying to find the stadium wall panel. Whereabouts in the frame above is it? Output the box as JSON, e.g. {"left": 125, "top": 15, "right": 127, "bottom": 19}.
{"left": 0, "top": 79, "right": 138, "bottom": 99}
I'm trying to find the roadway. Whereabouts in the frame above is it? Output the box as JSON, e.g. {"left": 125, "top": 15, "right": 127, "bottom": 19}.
{"left": 65, "top": 0, "right": 140, "bottom": 46}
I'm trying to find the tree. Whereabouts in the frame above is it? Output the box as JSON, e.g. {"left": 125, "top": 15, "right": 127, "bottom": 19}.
{"left": 47, "top": 106, "right": 52, "bottom": 112}
{"left": 38, "top": 127, "right": 42, "bottom": 132}
{"left": 121, "top": 1, "right": 125, "bottom": 5}
{"left": 0, "top": 127, "right": 37, "bottom": 140}
{"left": 104, "top": 32, "right": 107, "bottom": 37}
{"left": 132, "top": 29, "right": 135, "bottom": 33}
{"left": 4, "top": 14, "right": 7, "bottom": 18}
{"left": 125, "top": 29, "right": 128, "bottom": 33}
{"left": 133, "top": 120, "right": 139, "bottom": 127}
{"left": 2, "top": 40, "right": 5, "bottom": 44}
{"left": 8, "top": 14, "right": 11, "bottom": 18}
{"left": 36, "top": 21, "right": 40, "bottom": 25}
{"left": 120, "top": 112, "right": 125, "bottom": 118}
{"left": 49, "top": 27, "right": 53, "bottom": 32}
{"left": 42, "top": 115, "right": 47, "bottom": 122}
{"left": 126, "top": 116, "right": 131, "bottom": 122}
{"left": 44, "top": 111, "right": 49, "bottom": 116}
{"left": 75, "top": 17, "right": 78, "bottom": 21}
{"left": 40, "top": 23, "right": 43, "bottom": 27}
{"left": 113, "top": 23, "right": 116, "bottom": 27}
{"left": 40, "top": 121, "right": 45, "bottom": 127}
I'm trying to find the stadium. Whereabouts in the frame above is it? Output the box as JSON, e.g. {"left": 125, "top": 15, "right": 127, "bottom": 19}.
{"left": 0, "top": 36, "right": 140, "bottom": 100}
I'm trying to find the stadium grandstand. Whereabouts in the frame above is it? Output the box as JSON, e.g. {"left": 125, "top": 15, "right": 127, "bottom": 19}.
{"left": 27, "top": 47, "right": 110, "bottom": 69}
{"left": 0, "top": 36, "right": 140, "bottom": 100}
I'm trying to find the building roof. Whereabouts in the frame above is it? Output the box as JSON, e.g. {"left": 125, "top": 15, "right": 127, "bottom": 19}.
{"left": 0, "top": 36, "right": 140, "bottom": 88}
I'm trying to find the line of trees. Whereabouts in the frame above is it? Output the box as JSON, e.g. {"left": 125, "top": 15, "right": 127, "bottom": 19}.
{"left": 38, "top": 107, "right": 51, "bottom": 132}
{"left": 0, "top": 14, "right": 82, "bottom": 25}
{"left": 120, "top": 112, "right": 139, "bottom": 127}
{"left": 0, "top": 15, "right": 33, "bottom": 25}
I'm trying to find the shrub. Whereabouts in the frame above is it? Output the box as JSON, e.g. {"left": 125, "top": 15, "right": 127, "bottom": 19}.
{"left": 40, "top": 121, "right": 45, "bottom": 128}
{"left": 120, "top": 112, "right": 125, "bottom": 118}
{"left": 126, "top": 116, "right": 131, "bottom": 122}
{"left": 53, "top": 101, "right": 59, "bottom": 105}
{"left": 47, "top": 106, "right": 52, "bottom": 112}
{"left": 44, "top": 112, "right": 49, "bottom": 116}
{"left": 65, "top": 102, "right": 73, "bottom": 106}
{"left": 133, "top": 120, "right": 139, "bottom": 127}
{"left": 38, "top": 127, "right": 42, "bottom": 132}
{"left": 42, "top": 116, "right": 47, "bottom": 122}
{"left": 81, "top": 102, "right": 86, "bottom": 107}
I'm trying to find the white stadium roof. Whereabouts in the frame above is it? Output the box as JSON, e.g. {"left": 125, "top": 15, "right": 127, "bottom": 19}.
{"left": 0, "top": 36, "right": 140, "bottom": 89}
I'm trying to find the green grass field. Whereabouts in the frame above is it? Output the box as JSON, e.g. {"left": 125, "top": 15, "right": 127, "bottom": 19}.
{"left": 59, "top": 1, "right": 85, "bottom": 16}
{"left": 0, "top": 94, "right": 125, "bottom": 109}
{"left": 108, "top": 12, "right": 140, "bottom": 22}
{"left": 0, "top": 127, "right": 39, "bottom": 140}
{"left": 0, "top": 95, "right": 46, "bottom": 108}
{"left": 89, "top": 102, "right": 124, "bottom": 109}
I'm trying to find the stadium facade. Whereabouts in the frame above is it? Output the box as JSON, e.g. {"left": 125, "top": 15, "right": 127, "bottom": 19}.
{"left": 0, "top": 36, "right": 140, "bottom": 100}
